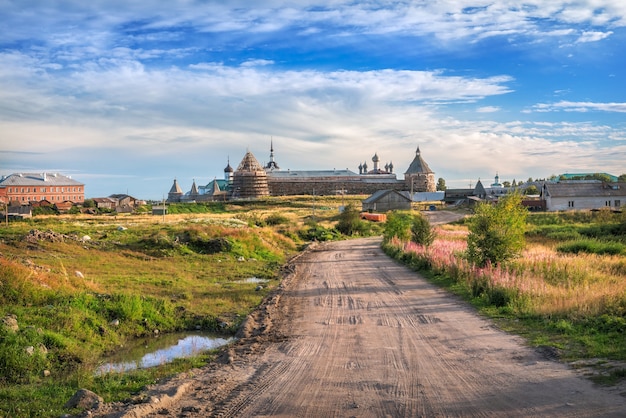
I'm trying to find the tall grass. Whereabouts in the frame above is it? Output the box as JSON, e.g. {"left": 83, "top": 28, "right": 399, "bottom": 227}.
{"left": 383, "top": 220, "right": 626, "bottom": 361}
{"left": 0, "top": 210, "right": 308, "bottom": 417}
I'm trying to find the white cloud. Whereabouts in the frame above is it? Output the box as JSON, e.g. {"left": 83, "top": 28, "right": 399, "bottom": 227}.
{"left": 576, "top": 30, "right": 613, "bottom": 43}
{"left": 531, "top": 101, "right": 626, "bottom": 113}
{"left": 477, "top": 106, "right": 500, "bottom": 113}
{"left": 241, "top": 59, "right": 275, "bottom": 67}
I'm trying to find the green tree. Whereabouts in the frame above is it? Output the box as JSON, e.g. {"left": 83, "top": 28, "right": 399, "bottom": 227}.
{"left": 466, "top": 193, "right": 527, "bottom": 267}
{"left": 619, "top": 174, "right": 626, "bottom": 182}
{"left": 383, "top": 211, "right": 413, "bottom": 243}
{"left": 436, "top": 177, "right": 447, "bottom": 191}
{"left": 336, "top": 204, "right": 366, "bottom": 236}
{"left": 502, "top": 181, "right": 511, "bottom": 188}
{"left": 524, "top": 185, "right": 539, "bottom": 195}
{"left": 411, "top": 213, "right": 435, "bottom": 246}
{"left": 83, "top": 199, "right": 96, "bottom": 208}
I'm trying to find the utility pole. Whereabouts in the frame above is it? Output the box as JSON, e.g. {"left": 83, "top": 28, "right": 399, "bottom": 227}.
{"left": 410, "top": 177, "right": 414, "bottom": 211}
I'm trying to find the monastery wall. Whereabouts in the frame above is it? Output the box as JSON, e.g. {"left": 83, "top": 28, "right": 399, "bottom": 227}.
{"left": 267, "top": 177, "right": 406, "bottom": 196}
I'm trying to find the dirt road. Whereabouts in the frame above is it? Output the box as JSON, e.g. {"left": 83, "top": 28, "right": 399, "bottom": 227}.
{"left": 97, "top": 235, "right": 626, "bottom": 417}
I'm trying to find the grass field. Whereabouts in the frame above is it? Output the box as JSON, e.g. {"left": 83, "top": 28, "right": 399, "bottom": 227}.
{"left": 0, "top": 196, "right": 372, "bottom": 417}
{"left": 383, "top": 209, "right": 626, "bottom": 386}
{"left": 2, "top": 199, "right": 625, "bottom": 416}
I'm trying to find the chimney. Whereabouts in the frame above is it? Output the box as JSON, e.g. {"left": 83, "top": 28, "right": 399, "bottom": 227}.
{"left": 43, "top": 173, "right": 47, "bottom": 181}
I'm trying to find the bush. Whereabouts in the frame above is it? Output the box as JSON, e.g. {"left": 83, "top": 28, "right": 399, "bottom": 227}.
{"left": 336, "top": 204, "right": 367, "bottom": 236}
{"left": 466, "top": 193, "right": 527, "bottom": 267}
{"left": 410, "top": 213, "right": 435, "bottom": 246}
{"left": 265, "top": 213, "right": 289, "bottom": 226}
{"left": 383, "top": 211, "right": 413, "bottom": 243}
{"left": 298, "top": 223, "right": 340, "bottom": 241}
{"left": 557, "top": 239, "right": 625, "bottom": 255}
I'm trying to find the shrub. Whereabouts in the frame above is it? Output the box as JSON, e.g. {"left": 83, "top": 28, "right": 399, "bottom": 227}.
{"left": 336, "top": 204, "right": 367, "bottom": 236}
{"left": 265, "top": 213, "right": 289, "bottom": 226}
{"left": 410, "top": 213, "right": 435, "bottom": 246}
{"left": 466, "top": 193, "right": 527, "bottom": 267}
{"left": 383, "top": 211, "right": 413, "bottom": 243}
{"left": 298, "top": 223, "right": 340, "bottom": 241}
{"left": 189, "top": 237, "right": 233, "bottom": 254}
{"left": 557, "top": 239, "right": 625, "bottom": 255}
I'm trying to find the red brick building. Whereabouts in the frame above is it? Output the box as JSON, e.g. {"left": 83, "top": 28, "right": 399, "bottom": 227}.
{"left": 0, "top": 173, "right": 85, "bottom": 204}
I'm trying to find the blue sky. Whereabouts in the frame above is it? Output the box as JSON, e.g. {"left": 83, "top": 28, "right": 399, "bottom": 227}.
{"left": 1, "top": 1, "right": 625, "bottom": 200}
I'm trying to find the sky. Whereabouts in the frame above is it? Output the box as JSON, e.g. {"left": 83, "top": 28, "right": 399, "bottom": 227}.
{"left": 1, "top": 1, "right": 625, "bottom": 200}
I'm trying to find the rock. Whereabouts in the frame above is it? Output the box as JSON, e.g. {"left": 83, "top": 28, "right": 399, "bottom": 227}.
{"left": 75, "top": 271, "right": 84, "bottom": 278}
{"left": 42, "top": 369, "right": 51, "bottom": 377}
{"left": 1, "top": 314, "right": 19, "bottom": 332}
{"left": 25, "top": 346, "right": 35, "bottom": 356}
{"left": 64, "top": 388, "right": 103, "bottom": 410}
{"left": 38, "top": 344, "right": 48, "bottom": 356}
{"left": 154, "top": 329, "right": 160, "bottom": 335}
{"left": 81, "top": 235, "right": 91, "bottom": 242}
{"left": 255, "top": 285, "right": 263, "bottom": 291}
{"left": 109, "top": 319, "right": 120, "bottom": 327}
{"left": 117, "top": 226, "right": 127, "bottom": 231}
{"left": 237, "top": 256, "right": 245, "bottom": 262}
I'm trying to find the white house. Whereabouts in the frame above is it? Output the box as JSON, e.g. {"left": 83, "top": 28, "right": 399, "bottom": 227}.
{"left": 541, "top": 181, "right": 625, "bottom": 211}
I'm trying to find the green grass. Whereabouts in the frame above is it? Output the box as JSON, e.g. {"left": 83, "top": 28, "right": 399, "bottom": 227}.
{"left": 0, "top": 197, "right": 374, "bottom": 417}
{"left": 557, "top": 239, "right": 626, "bottom": 255}
{"left": 382, "top": 210, "right": 626, "bottom": 380}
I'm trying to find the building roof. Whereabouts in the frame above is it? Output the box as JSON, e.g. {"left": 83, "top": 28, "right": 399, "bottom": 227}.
{"left": 189, "top": 180, "right": 198, "bottom": 195}
{"left": 109, "top": 194, "right": 137, "bottom": 200}
{"left": 363, "top": 189, "right": 411, "bottom": 204}
{"left": 237, "top": 151, "right": 265, "bottom": 172}
{"left": 0, "top": 172, "right": 83, "bottom": 187}
{"left": 199, "top": 179, "right": 229, "bottom": 195}
{"left": 169, "top": 179, "right": 183, "bottom": 194}
{"left": 265, "top": 139, "right": 280, "bottom": 171}
{"left": 542, "top": 181, "right": 626, "bottom": 198}
{"left": 560, "top": 172, "right": 618, "bottom": 182}
{"left": 268, "top": 169, "right": 359, "bottom": 178}
{"left": 401, "top": 191, "right": 445, "bottom": 202}
{"left": 404, "top": 146, "right": 434, "bottom": 175}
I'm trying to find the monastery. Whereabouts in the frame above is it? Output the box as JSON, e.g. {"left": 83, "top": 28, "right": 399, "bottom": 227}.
{"left": 167, "top": 143, "right": 435, "bottom": 202}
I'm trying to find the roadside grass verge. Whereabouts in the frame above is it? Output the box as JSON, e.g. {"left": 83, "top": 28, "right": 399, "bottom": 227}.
{"left": 382, "top": 215, "right": 626, "bottom": 370}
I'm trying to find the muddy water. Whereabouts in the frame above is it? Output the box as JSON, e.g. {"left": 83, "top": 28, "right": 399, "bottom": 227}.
{"left": 96, "top": 332, "right": 233, "bottom": 375}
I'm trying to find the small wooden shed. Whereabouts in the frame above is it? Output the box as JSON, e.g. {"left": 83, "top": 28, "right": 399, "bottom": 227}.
{"left": 362, "top": 189, "right": 412, "bottom": 212}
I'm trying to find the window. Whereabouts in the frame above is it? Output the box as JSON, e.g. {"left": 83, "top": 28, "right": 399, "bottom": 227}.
{"left": 568, "top": 201, "right": 574, "bottom": 208}
{"left": 41, "top": 187, "right": 46, "bottom": 192}
{"left": 616, "top": 200, "right": 621, "bottom": 207}
{"left": 606, "top": 201, "right": 611, "bottom": 207}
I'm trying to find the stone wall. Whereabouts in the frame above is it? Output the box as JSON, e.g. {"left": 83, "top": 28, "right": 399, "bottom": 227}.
{"left": 267, "top": 177, "right": 406, "bottom": 196}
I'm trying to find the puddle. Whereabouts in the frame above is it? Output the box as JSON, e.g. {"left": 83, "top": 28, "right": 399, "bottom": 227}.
{"left": 96, "top": 332, "right": 233, "bottom": 375}
{"left": 239, "top": 277, "right": 269, "bottom": 284}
